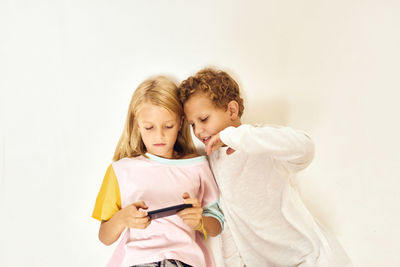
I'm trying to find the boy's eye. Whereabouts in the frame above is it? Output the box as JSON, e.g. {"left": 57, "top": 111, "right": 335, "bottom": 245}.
{"left": 145, "top": 127, "right": 153, "bottom": 130}
{"left": 200, "top": 116, "right": 208, "bottom": 122}
{"left": 165, "top": 125, "right": 174, "bottom": 129}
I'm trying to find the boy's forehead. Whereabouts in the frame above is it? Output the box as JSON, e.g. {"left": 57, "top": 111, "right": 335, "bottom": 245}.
{"left": 184, "top": 94, "right": 212, "bottom": 112}
{"left": 185, "top": 92, "right": 213, "bottom": 107}
{"left": 184, "top": 93, "right": 225, "bottom": 119}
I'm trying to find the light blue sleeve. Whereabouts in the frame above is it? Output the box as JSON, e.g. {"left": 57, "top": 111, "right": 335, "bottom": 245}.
{"left": 203, "top": 200, "right": 224, "bottom": 230}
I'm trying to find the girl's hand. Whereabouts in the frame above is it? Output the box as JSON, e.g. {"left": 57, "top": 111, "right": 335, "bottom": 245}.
{"left": 116, "top": 201, "right": 150, "bottom": 229}
{"left": 205, "top": 133, "right": 235, "bottom": 155}
{"left": 177, "top": 192, "right": 203, "bottom": 230}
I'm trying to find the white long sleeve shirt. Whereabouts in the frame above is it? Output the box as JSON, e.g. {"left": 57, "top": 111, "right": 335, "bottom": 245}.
{"left": 209, "top": 124, "right": 351, "bottom": 267}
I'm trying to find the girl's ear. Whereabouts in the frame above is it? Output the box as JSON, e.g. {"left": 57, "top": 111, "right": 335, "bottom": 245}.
{"left": 227, "top": 100, "right": 239, "bottom": 121}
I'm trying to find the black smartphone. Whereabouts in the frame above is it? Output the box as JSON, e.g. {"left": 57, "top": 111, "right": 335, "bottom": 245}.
{"left": 147, "top": 203, "right": 193, "bottom": 220}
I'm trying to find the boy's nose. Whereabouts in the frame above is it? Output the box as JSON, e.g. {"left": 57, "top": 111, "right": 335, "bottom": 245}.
{"left": 194, "top": 126, "right": 203, "bottom": 137}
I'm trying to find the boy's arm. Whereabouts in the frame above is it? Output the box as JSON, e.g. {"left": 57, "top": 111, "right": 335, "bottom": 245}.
{"left": 219, "top": 124, "right": 315, "bottom": 172}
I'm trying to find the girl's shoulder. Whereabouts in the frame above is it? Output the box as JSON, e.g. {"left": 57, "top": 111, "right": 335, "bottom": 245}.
{"left": 112, "top": 155, "right": 147, "bottom": 168}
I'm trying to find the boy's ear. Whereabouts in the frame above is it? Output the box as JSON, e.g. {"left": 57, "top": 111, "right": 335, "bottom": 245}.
{"left": 227, "top": 100, "right": 239, "bottom": 121}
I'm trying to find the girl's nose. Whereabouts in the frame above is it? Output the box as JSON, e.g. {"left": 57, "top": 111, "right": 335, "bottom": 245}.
{"left": 156, "top": 128, "right": 165, "bottom": 137}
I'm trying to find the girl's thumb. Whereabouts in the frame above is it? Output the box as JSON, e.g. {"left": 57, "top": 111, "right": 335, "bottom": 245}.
{"left": 134, "top": 201, "right": 148, "bottom": 209}
{"left": 182, "top": 192, "right": 190, "bottom": 199}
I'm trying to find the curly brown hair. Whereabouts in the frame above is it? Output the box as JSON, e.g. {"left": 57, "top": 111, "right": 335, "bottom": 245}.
{"left": 178, "top": 68, "right": 244, "bottom": 117}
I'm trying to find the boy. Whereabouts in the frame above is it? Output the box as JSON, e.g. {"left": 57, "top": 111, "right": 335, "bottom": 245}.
{"left": 178, "top": 68, "right": 351, "bottom": 267}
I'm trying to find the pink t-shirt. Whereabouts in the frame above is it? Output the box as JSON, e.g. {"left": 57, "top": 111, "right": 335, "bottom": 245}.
{"left": 93, "top": 153, "right": 220, "bottom": 267}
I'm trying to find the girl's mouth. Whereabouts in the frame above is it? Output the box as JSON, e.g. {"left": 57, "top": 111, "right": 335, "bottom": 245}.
{"left": 153, "top": 143, "right": 166, "bottom": 147}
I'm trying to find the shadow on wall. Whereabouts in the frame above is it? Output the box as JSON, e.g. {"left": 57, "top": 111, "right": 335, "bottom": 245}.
{"left": 241, "top": 97, "right": 291, "bottom": 126}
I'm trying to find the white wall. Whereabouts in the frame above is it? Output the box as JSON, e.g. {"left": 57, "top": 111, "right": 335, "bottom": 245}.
{"left": 1, "top": 1, "right": 399, "bottom": 266}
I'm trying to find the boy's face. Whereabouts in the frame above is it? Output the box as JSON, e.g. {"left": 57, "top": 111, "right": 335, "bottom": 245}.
{"left": 137, "top": 103, "right": 181, "bottom": 159}
{"left": 184, "top": 93, "right": 234, "bottom": 145}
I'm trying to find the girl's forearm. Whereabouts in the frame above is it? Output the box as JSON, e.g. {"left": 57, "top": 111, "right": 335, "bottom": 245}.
{"left": 203, "top": 216, "right": 222, "bottom": 237}
{"left": 99, "top": 213, "right": 126, "bottom": 246}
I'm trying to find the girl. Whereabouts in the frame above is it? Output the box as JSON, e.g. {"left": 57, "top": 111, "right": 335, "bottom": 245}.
{"left": 92, "top": 76, "right": 224, "bottom": 267}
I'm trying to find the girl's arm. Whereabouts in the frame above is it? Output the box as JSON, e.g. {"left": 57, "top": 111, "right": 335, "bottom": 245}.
{"left": 177, "top": 193, "right": 222, "bottom": 237}
{"left": 98, "top": 201, "right": 150, "bottom": 245}
{"left": 203, "top": 216, "right": 222, "bottom": 237}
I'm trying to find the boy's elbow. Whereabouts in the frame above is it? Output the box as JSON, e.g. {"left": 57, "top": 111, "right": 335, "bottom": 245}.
{"left": 299, "top": 132, "right": 315, "bottom": 164}
{"left": 286, "top": 135, "right": 315, "bottom": 172}
{"left": 304, "top": 137, "right": 315, "bottom": 163}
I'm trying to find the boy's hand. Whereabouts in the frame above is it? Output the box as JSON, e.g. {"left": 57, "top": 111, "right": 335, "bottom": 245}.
{"left": 205, "top": 134, "right": 236, "bottom": 155}
{"left": 205, "top": 134, "right": 224, "bottom": 155}
{"left": 116, "top": 201, "right": 150, "bottom": 229}
{"left": 177, "top": 192, "right": 203, "bottom": 230}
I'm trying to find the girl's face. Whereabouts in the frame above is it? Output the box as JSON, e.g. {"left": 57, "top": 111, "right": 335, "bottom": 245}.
{"left": 136, "top": 102, "right": 182, "bottom": 159}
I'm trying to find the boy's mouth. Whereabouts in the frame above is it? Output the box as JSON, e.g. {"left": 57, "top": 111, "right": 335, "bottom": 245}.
{"left": 202, "top": 136, "right": 211, "bottom": 144}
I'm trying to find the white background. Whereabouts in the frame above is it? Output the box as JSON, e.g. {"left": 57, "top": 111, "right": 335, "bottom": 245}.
{"left": 1, "top": 1, "right": 399, "bottom": 266}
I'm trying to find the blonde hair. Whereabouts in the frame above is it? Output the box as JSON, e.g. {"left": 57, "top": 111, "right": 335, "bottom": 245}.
{"left": 113, "top": 76, "right": 196, "bottom": 161}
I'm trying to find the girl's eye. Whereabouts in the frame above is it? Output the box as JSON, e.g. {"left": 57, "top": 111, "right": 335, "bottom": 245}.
{"left": 166, "top": 125, "right": 174, "bottom": 129}
{"left": 145, "top": 127, "right": 153, "bottom": 130}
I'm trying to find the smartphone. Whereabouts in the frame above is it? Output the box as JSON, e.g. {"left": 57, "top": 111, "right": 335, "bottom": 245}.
{"left": 147, "top": 203, "right": 193, "bottom": 220}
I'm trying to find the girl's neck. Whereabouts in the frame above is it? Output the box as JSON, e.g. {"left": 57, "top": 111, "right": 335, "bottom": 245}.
{"left": 146, "top": 150, "right": 179, "bottom": 159}
{"left": 172, "top": 150, "right": 180, "bottom": 159}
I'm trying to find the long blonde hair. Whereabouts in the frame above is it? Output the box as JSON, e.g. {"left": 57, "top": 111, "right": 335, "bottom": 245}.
{"left": 113, "top": 76, "right": 196, "bottom": 161}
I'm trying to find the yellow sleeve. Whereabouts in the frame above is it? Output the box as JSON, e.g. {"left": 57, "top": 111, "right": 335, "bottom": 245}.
{"left": 92, "top": 164, "right": 121, "bottom": 221}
